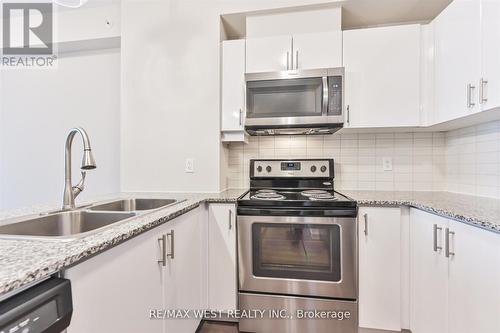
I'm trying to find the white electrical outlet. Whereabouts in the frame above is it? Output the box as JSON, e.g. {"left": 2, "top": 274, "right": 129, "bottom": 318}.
{"left": 382, "top": 157, "right": 393, "bottom": 171}
{"left": 185, "top": 158, "right": 194, "bottom": 173}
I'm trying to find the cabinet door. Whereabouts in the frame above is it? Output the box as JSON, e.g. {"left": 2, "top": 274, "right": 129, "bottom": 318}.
{"left": 343, "top": 25, "right": 421, "bottom": 128}
{"left": 292, "top": 31, "right": 342, "bottom": 70}
{"left": 447, "top": 219, "right": 500, "bottom": 333}
{"left": 208, "top": 204, "right": 237, "bottom": 312}
{"left": 358, "top": 207, "right": 401, "bottom": 331}
{"left": 164, "top": 208, "right": 205, "bottom": 333}
{"left": 410, "top": 208, "right": 448, "bottom": 333}
{"left": 246, "top": 35, "right": 292, "bottom": 73}
{"left": 434, "top": 0, "right": 481, "bottom": 123}
{"left": 480, "top": 0, "right": 500, "bottom": 111}
{"left": 221, "top": 40, "right": 245, "bottom": 131}
{"left": 66, "top": 226, "right": 165, "bottom": 333}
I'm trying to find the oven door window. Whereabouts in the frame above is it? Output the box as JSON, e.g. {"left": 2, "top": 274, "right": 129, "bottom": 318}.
{"left": 252, "top": 223, "right": 341, "bottom": 282}
{"left": 246, "top": 78, "right": 324, "bottom": 118}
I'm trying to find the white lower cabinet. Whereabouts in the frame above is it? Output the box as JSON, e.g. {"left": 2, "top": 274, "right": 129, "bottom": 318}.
{"left": 410, "top": 208, "right": 500, "bottom": 333}
{"left": 447, "top": 217, "right": 500, "bottom": 333}
{"left": 66, "top": 220, "right": 165, "bottom": 333}
{"left": 164, "top": 208, "right": 206, "bottom": 333}
{"left": 358, "top": 207, "right": 402, "bottom": 331}
{"left": 410, "top": 208, "right": 448, "bottom": 333}
{"left": 208, "top": 204, "right": 237, "bottom": 312}
{"left": 66, "top": 207, "right": 206, "bottom": 333}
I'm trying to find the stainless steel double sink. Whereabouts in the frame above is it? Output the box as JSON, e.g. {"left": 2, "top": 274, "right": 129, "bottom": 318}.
{"left": 0, "top": 198, "right": 182, "bottom": 240}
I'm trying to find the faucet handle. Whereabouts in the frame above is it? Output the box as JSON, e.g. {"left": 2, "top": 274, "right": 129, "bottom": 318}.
{"left": 72, "top": 171, "right": 86, "bottom": 198}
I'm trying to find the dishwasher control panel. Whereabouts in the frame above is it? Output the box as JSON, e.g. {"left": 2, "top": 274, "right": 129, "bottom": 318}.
{"left": 0, "top": 278, "right": 72, "bottom": 333}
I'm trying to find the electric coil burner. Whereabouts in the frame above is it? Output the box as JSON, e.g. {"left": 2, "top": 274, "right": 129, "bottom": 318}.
{"left": 251, "top": 189, "right": 286, "bottom": 201}
{"left": 237, "top": 159, "right": 358, "bottom": 333}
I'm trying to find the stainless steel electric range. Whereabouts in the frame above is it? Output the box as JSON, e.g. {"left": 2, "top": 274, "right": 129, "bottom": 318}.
{"left": 237, "top": 159, "right": 358, "bottom": 333}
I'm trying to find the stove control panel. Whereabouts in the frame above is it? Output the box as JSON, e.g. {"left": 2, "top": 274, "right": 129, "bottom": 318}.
{"left": 252, "top": 159, "right": 333, "bottom": 178}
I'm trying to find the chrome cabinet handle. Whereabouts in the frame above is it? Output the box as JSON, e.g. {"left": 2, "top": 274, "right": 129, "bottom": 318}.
{"left": 467, "top": 84, "right": 476, "bottom": 108}
{"left": 480, "top": 78, "right": 488, "bottom": 104}
{"left": 346, "top": 105, "right": 350, "bottom": 125}
{"left": 167, "top": 230, "right": 174, "bottom": 259}
{"left": 295, "top": 50, "right": 299, "bottom": 70}
{"left": 445, "top": 228, "right": 455, "bottom": 258}
{"left": 239, "top": 109, "right": 243, "bottom": 126}
{"left": 433, "top": 224, "right": 443, "bottom": 252}
{"left": 286, "top": 51, "right": 290, "bottom": 70}
{"left": 363, "top": 213, "right": 368, "bottom": 236}
{"left": 158, "top": 234, "right": 167, "bottom": 266}
{"left": 228, "top": 209, "right": 232, "bottom": 230}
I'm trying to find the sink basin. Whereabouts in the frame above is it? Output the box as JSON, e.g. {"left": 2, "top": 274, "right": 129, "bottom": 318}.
{"left": 89, "top": 198, "right": 178, "bottom": 212}
{"left": 0, "top": 211, "right": 135, "bottom": 238}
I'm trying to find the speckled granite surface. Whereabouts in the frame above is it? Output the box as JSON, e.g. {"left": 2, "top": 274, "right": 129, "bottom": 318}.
{"left": 0, "top": 190, "right": 246, "bottom": 298}
{"left": 344, "top": 190, "right": 500, "bottom": 233}
{"left": 2, "top": 189, "right": 500, "bottom": 299}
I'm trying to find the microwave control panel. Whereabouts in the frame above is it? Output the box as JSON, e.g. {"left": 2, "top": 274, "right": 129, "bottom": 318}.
{"left": 328, "top": 76, "right": 343, "bottom": 116}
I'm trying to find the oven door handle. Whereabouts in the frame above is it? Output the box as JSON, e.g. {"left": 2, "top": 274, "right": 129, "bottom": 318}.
{"left": 322, "top": 76, "right": 329, "bottom": 116}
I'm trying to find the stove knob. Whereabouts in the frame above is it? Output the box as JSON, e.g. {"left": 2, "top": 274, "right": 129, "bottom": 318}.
{"left": 320, "top": 165, "right": 327, "bottom": 173}
{"left": 266, "top": 166, "right": 272, "bottom": 173}
{"left": 310, "top": 165, "right": 317, "bottom": 172}
{"left": 257, "top": 166, "right": 263, "bottom": 172}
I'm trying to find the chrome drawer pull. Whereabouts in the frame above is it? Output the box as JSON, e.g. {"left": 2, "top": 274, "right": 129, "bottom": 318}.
{"left": 363, "top": 213, "right": 368, "bottom": 236}
{"left": 158, "top": 234, "right": 167, "bottom": 266}
{"left": 433, "top": 224, "right": 442, "bottom": 252}
{"left": 167, "top": 230, "right": 174, "bottom": 259}
{"left": 445, "top": 228, "right": 455, "bottom": 258}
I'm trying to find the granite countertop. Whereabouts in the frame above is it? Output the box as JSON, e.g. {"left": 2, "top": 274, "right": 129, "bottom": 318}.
{"left": 344, "top": 190, "right": 500, "bottom": 233}
{"left": 0, "top": 189, "right": 246, "bottom": 298}
{"left": 1, "top": 188, "right": 500, "bottom": 299}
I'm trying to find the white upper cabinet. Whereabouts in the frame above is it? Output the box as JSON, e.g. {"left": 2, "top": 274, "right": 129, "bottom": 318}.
{"left": 245, "top": 32, "right": 342, "bottom": 73}
{"left": 289, "top": 31, "right": 342, "bottom": 70}
{"left": 343, "top": 24, "right": 422, "bottom": 128}
{"left": 433, "top": 0, "right": 481, "bottom": 123}
{"left": 358, "top": 207, "right": 402, "bottom": 331}
{"left": 246, "top": 35, "right": 293, "bottom": 73}
{"left": 480, "top": 0, "right": 500, "bottom": 111}
{"left": 221, "top": 40, "right": 246, "bottom": 140}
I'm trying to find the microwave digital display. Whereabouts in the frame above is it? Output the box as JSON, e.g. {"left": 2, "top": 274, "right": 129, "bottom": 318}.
{"left": 281, "top": 162, "right": 301, "bottom": 171}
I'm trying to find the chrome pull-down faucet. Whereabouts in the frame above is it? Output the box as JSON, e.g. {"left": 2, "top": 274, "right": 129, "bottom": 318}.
{"left": 62, "top": 127, "right": 97, "bottom": 210}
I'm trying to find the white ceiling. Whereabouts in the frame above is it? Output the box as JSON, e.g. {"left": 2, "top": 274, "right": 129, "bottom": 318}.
{"left": 221, "top": 0, "right": 452, "bottom": 39}
{"left": 341, "top": 0, "right": 452, "bottom": 29}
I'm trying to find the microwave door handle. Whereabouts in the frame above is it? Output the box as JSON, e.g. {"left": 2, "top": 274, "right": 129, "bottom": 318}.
{"left": 322, "top": 77, "right": 329, "bottom": 116}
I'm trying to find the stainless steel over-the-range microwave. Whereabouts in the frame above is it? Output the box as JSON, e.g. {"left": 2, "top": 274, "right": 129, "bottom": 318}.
{"left": 244, "top": 67, "right": 344, "bottom": 136}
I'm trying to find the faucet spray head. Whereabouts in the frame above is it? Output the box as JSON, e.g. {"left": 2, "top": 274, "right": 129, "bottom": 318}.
{"left": 82, "top": 149, "right": 96, "bottom": 170}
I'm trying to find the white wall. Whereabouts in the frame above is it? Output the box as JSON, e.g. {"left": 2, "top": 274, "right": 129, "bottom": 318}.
{"left": 0, "top": 1, "right": 122, "bottom": 210}
{"left": 120, "top": 0, "right": 338, "bottom": 193}
{"left": 0, "top": 50, "right": 121, "bottom": 210}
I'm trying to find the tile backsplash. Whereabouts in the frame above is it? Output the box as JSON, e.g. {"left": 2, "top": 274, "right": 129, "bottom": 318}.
{"left": 226, "top": 132, "right": 447, "bottom": 192}
{"left": 445, "top": 120, "right": 500, "bottom": 198}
